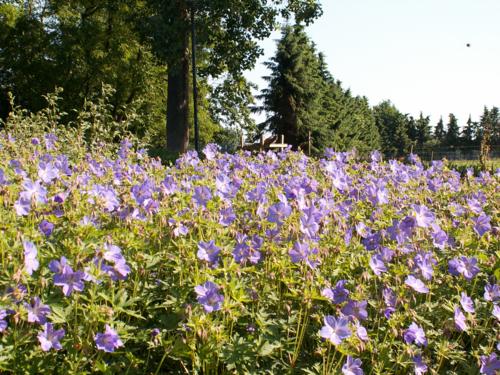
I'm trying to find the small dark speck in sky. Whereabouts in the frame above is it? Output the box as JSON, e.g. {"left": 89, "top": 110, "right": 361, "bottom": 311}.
{"left": 466, "top": 43, "right": 471, "bottom": 47}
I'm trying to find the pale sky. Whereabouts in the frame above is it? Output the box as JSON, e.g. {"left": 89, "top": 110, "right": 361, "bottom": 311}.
{"left": 245, "top": 0, "right": 500, "bottom": 128}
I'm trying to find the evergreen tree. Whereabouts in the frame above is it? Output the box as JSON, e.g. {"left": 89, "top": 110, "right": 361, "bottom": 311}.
{"left": 257, "top": 25, "right": 323, "bottom": 150}
{"left": 462, "top": 115, "right": 477, "bottom": 145}
{"left": 406, "top": 115, "right": 418, "bottom": 144}
{"left": 434, "top": 117, "right": 446, "bottom": 143}
{"left": 258, "top": 28, "right": 380, "bottom": 154}
{"left": 444, "top": 113, "right": 460, "bottom": 146}
{"left": 373, "top": 100, "right": 411, "bottom": 157}
{"left": 415, "top": 112, "right": 431, "bottom": 147}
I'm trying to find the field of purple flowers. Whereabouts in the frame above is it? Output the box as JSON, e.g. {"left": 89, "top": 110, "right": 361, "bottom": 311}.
{"left": 0, "top": 124, "right": 498, "bottom": 374}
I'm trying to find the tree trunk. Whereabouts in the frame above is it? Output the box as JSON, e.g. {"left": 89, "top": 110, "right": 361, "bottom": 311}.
{"left": 166, "top": 3, "right": 190, "bottom": 154}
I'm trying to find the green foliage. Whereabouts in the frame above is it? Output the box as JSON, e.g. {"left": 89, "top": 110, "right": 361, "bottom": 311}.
{"left": 0, "top": 106, "right": 498, "bottom": 374}
{"left": 258, "top": 26, "right": 380, "bottom": 155}
{"left": 373, "top": 100, "right": 411, "bottom": 157}
{"left": 257, "top": 25, "right": 324, "bottom": 150}
{"left": 434, "top": 117, "right": 446, "bottom": 142}
{"left": 444, "top": 113, "right": 460, "bottom": 147}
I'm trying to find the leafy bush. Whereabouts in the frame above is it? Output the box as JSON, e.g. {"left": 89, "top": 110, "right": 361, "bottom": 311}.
{"left": 0, "top": 111, "right": 498, "bottom": 374}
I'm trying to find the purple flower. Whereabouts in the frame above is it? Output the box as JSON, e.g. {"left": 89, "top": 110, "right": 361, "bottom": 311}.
{"left": 430, "top": 224, "right": 448, "bottom": 250}
{"left": 38, "top": 162, "right": 59, "bottom": 184}
{"left": 355, "top": 322, "right": 369, "bottom": 342}
{"left": 14, "top": 196, "right": 31, "bottom": 216}
{"left": 232, "top": 234, "right": 262, "bottom": 265}
{"left": 322, "top": 280, "right": 350, "bottom": 304}
{"left": 369, "top": 254, "right": 387, "bottom": 276}
{"left": 412, "top": 204, "right": 435, "bottom": 228}
{"left": 195, "top": 281, "right": 224, "bottom": 313}
{"left": 44, "top": 133, "right": 57, "bottom": 150}
{"left": 203, "top": 143, "right": 220, "bottom": 160}
{"left": 387, "top": 217, "right": 415, "bottom": 244}
{"left": 413, "top": 252, "right": 436, "bottom": 280}
{"left": 94, "top": 325, "right": 124, "bottom": 352}
{"left": 413, "top": 355, "right": 428, "bottom": 375}
{"left": 454, "top": 307, "right": 468, "bottom": 331}
{"left": 473, "top": 212, "right": 492, "bottom": 237}
{"left": 480, "top": 353, "right": 500, "bottom": 375}
{"left": 289, "top": 241, "right": 319, "bottom": 269}
{"left": 197, "top": 240, "right": 221, "bottom": 265}
{"left": 0, "top": 310, "right": 8, "bottom": 332}
{"left": 460, "top": 292, "right": 475, "bottom": 313}
{"left": 405, "top": 275, "right": 429, "bottom": 294}
{"left": 219, "top": 207, "right": 236, "bottom": 226}
{"left": 21, "top": 179, "right": 47, "bottom": 204}
{"left": 319, "top": 315, "right": 351, "bottom": 345}
{"left": 404, "top": 322, "right": 427, "bottom": 346}
{"left": 50, "top": 257, "right": 85, "bottom": 296}
{"left": 39, "top": 219, "right": 54, "bottom": 237}
{"left": 267, "top": 201, "right": 292, "bottom": 225}
{"left": 342, "top": 356, "right": 364, "bottom": 375}
{"left": 493, "top": 305, "right": 500, "bottom": 321}
{"left": 383, "top": 287, "right": 397, "bottom": 308}
{"left": 341, "top": 300, "right": 368, "bottom": 321}
{"left": 23, "top": 240, "right": 39, "bottom": 275}
{"left": 193, "top": 186, "right": 212, "bottom": 207}
{"left": 25, "top": 297, "right": 51, "bottom": 324}
{"left": 38, "top": 323, "right": 65, "bottom": 351}
{"left": 449, "top": 257, "right": 480, "bottom": 281}
{"left": 484, "top": 284, "right": 500, "bottom": 302}
{"left": 89, "top": 184, "right": 120, "bottom": 212}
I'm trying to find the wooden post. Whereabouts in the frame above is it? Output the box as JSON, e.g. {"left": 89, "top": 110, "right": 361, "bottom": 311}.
{"left": 240, "top": 133, "right": 244, "bottom": 149}
{"left": 260, "top": 134, "right": 265, "bottom": 151}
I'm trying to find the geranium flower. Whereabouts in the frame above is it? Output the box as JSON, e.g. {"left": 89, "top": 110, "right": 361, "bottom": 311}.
{"left": 267, "top": 202, "right": 292, "bottom": 225}
{"left": 25, "top": 297, "right": 51, "bottom": 324}
{"left": 460, "top": 292, "right": 475, "bottom": 313}
{"left": 192, "top": 186, "right": 212, "bottom": 207}
{"left": 454, "top": 307, "right": 468, "bottom": 331}
{"left": 405, "top": 275, "right": 429, "bottom": 294}
{"left": 50, "top": 257, "right": 85, "bottom": 296}
{"left": 412, "top": 204, "right": 435, "bottom": 228}
{"left": 484, "top": 284, "right": 500, "bottom": 302}
{"left": 369, "top": 254, "right": 387, "bottom": 276}
{"left": 0, "top": 310, "right": 8, "bottom": 332}
{"left": 94, "top": 325, "right": 124, "bottom": 352}
{"left": 38, "top": 323, "right": 65, "bottom": 351}
{"left": 23, "top": 241, "right": 39, "bottom": 276}
{"left": 473, "top": 213, "right": 491, "bottom": 237}
{"left": 413, "top": 355, "right": 428, "bottom": 375}
{"left": 449, "top": 257, "right": 480, "bottom": 281}
{"left": 404, "top": 322, "right": 427, "bottom": 346}
{"left": 342, "top": 356, "right": 364, "bottom": 375}
{"left": 39, "top": 219, "right": 54, "bottom": 237}
{"left": 319, "top": 315, "right": 351, "bottom": 345}
{"left": 289, "top": 241, "right": 319, "bottom": 269}
{"left": 341, "top": 300, "right": 368, "bottom": 321}
{"left": 480, "top": 353, "right": 500, "bottom": 375}
{"left": 195, "top": 281, "right": 224, "bottom": 313}
{"left": 322, "top": 280, "right": 350, "bottom": 304}
{"left": 197, "top": 240, "right": 221, "bottom": 265}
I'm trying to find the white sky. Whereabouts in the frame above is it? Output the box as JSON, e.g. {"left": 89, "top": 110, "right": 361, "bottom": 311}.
{"left": 245, "top": 0, "right": 500, "bottom": 128}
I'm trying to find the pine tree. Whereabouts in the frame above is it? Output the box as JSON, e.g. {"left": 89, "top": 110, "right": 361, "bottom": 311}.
{"left": 373, "top": 100, "right": 411, "bottom": 157}
{"left": 461, "top": 115, "right": 477, "bottom": 145}
{"left": 257, "top": 25, "right": 323, "bottom": 150}
{"left": 444, "top": 113, "right": 460, "bottom": 146}
{"left": 415, "top": 112, "right": 431, "bottom": 147}
{"left": 434, "top": 117, "right": 446, "bottom": 143}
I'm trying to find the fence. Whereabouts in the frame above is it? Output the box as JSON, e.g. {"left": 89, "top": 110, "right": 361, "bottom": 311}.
{"left": 412, "top": 145, "right": 500, "bottom": 161}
